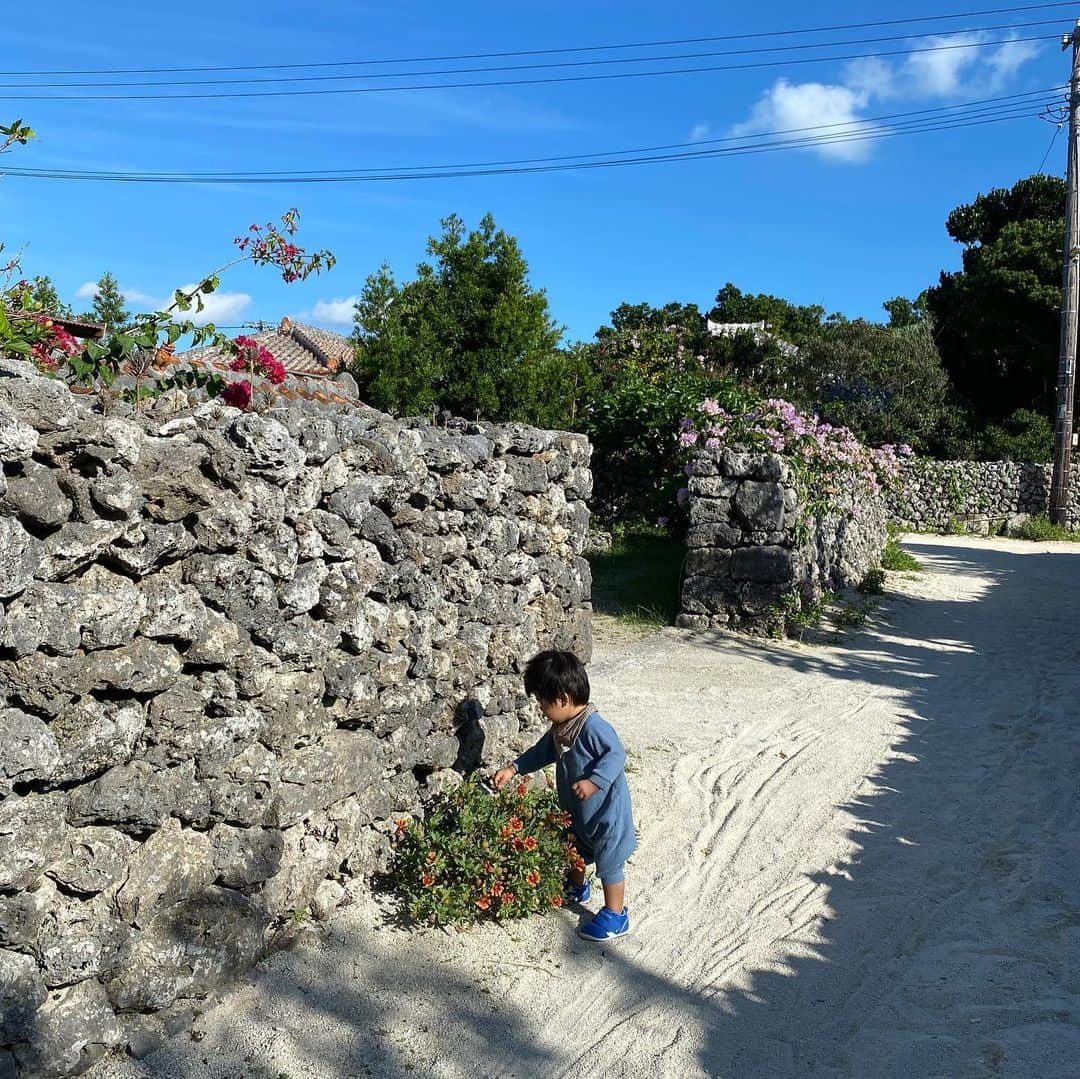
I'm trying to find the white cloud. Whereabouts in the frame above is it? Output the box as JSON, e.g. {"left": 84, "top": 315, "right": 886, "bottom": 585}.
{"left": 731, "top": 79, "right": 882, "bottom": 163}
{"left": 902, "top": 32, "right": 985, "bottom": 98}
{"left": 729, "top": 31, "right": 1041, "bottom": 165}
{"left": 688, "top": 122, "right": 712, "bottom": 142}
{"left": 75, "top": 281, "right": 98, "bottom": 301}
{"left": 175, "top": 285, "right": 251, "bottom": 326}
{"left": 310, "top": 296, "right": 360, "bottom": 326}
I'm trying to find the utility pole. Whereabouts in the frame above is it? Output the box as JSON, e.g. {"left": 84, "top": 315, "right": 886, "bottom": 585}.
{"left": 1050, "top": 20, "right": 1080, "bottom": 527}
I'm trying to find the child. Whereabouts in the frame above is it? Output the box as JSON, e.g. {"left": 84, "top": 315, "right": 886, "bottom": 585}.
{"left": 493, "top": 649, "right": 636, "bottom": 942}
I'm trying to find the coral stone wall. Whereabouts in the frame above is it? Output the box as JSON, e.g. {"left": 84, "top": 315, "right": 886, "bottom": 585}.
{"left": 0, "top": 358, "right": 592, "bottom": 1077}
{"left": 887, "top": 458, "right": 1080, "bottom": 533}
{"left": 677, "top": 448, "right": 886, "bottom": 634}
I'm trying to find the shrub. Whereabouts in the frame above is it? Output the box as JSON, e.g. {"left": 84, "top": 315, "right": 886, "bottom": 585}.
{"left": 858, "top": 567, "right": 886, "bottom": 594}
{"left": 1016, "top": 514, "right": 1076, "bottom": 542}
{"left": 881, "top": 538, "right": 921, "bottom": 572}
{"left": 392, "top": 777, "right": 580, "bottom": 927}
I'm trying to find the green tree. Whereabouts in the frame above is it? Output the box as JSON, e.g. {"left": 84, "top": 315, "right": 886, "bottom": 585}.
{"left": 582, "top": 306, "right": 750, "bottom": 524}
{"left": 925, "top": 174, "right": 1065, "bottom": 423}
{"left": 10, "top": 274, "right": 70, "bottom": 315}
{"left": 800, "top": 319, "right": 962, "bottom": 454}
{"left": 81, "top": 271, "right": 130, "bottom": 329}
{"left": 709, "top": 282, "right": 836, "bottom": 346}
{"left": 352, "top": 213, "right": 563, "bottom": 421}
{"left": 882, "top": 293, "right": 928, "bottom": 328}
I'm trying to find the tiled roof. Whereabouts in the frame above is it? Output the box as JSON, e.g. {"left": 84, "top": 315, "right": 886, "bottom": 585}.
{"left": 153, "top": 317, "right": 362, "bottom": 410}
{"left": 175, "top": 317, "right": 353, "bottom": 378}
{"left": 6, "top": 309, "right": 107, "bottom": 340}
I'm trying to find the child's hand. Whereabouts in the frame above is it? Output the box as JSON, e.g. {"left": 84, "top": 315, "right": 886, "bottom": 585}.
{"left": 492, "top": 766, "right": 517, "bottom": 790}
{"left": 571, "top": 779, "right": 600, "bottom": 800}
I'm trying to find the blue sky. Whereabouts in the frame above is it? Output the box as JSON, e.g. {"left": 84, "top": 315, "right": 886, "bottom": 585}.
{"left": 1, "top": 1, "right": 1074, "bottom": 341}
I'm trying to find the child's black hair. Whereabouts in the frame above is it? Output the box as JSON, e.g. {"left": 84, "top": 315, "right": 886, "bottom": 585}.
{"left": 523, "top": 650, "right": 590, "bottom": 706}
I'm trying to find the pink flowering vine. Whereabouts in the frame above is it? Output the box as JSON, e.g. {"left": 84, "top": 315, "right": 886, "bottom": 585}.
{"left": 668, "top": 397, "right": 913, "bottom": 527}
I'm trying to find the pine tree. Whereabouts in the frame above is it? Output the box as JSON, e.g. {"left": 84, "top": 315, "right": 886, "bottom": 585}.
{"left": 85, "top": 271, "right": 130, "bottom": 329}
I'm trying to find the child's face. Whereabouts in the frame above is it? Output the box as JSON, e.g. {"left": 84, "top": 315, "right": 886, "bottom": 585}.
{"left": 536, "top": 695, "right": 582, "bottom": 724}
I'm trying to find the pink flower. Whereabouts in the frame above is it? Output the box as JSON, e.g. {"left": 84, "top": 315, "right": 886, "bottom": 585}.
{"left": 699, "top": 398, "right": 722, "bottom": 415}
{"left": 678, "top": 431, "right": 699, "bottom": 447}
{"left": 221, "top": 380, "right": 253, "bottom": 409}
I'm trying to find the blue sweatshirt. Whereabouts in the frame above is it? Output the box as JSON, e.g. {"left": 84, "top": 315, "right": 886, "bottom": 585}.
{"left": 514, "top": 711, "right": 637, "bottom": 881}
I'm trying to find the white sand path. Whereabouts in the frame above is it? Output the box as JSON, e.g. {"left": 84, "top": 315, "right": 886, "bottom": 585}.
{"left": 97, "top": 536, "right": 1080, "bottom": 1078}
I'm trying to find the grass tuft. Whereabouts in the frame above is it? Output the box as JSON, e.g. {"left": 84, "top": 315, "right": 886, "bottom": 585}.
{"left": 1015, "top": 514, "right": 1078, "bottom": 542}
{"left": 587, "top": 528, "right": 684, "bottom": 627}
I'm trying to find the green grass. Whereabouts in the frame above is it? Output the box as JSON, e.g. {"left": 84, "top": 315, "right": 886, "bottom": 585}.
{"left": 587, "top": 528, "right": 684, "bottom": 626}
{"left": 881, "top": 537, "right": 922, "bottom": 572}
{"left": 1015, "top": 514, "right": 1078, "bottom": 542}
{"left": 857, "top": 567, "right": 886, "bottom": 594}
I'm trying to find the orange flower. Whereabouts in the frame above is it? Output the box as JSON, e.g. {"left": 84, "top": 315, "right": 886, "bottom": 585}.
{"left": 509, "top": 816, "right": 523, "bottom": 833}
{"left": 421, "top": 873, "right": 435, "bottom": 887}
{"left": 476, "top": 895, "right": 491, "bottom": 910}
{"left": 425, "top": 851, "right": 437, "bottom": 865}
{"left": 483, "top": 861, "right": 495, "bottom": 875}
{"left": 523, "top": 836, "right": 538, "bottom": 851}
{"left": 516, "top": 782, "right": 529, "bottom": 797}
{"left": 395, "top": 819, "right": 409, "bottom": 834}
{"left": 502, "top": 890, "right": 515, "bottom": 904}
{"left": 550, "top": 895, "right": 563, "bottom": 908}
{"left": 511, "top": 837, "right": 524, "bottom": 851}
{"left": 491, "top": 881, "right": 504, "bottom": 897}
{"left": 499, "top": 825, "right": 513, "bottom": 840}
{"left": 526, "top": 870, "right": 540, "bottom": 887}
{"left": 561, "top": 812, "right": 572, "bottom": 827}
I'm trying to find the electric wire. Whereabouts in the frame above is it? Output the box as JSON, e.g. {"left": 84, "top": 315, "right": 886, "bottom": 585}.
{"left": 1, "top": 33, "right": 1060, "bottom": 100}
{"left": 1, "top": 1, "right": 1075, "bottom": 76}
{"left": 1, "top": 19, "right": 1067, "bottom": 89}
{"left": 3, "top": 87, "right": 1060, "bottom": 179}
{"left": 1, "top": 98, "right": 1053, "bottom": 183}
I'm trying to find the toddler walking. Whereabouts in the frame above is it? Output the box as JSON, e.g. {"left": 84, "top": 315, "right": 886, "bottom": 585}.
{"left": 494, "top": 650, "right": 636, "bottom": 942}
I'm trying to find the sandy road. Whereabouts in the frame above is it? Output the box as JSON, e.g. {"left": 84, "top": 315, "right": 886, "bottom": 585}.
{"left": 98, "top": 536, "right": 1080, "bottom": 1079}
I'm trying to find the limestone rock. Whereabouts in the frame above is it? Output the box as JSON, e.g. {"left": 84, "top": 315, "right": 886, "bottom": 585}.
{"left": 104, "top": 887, "right": 269, "bottom": 1012}
{"left": 208, "top": 825, "right": 283, "bottom": 888}
{"left": 36, "top": 891, "right": 131, "bottom": 987}
{"left": 0, "top": 792, "right": 66, "bottom": 892}
{"left": 0, "top": 517, "right": 42, "bottom": 600}
{"left": 1, "top": 459, "right": 72, "bottom": 528}
{"left": 47, "top": 827, "right": 136, "bottom": 897}
{"left": 0, "top": 947, "right": 47, "bottom": 1043}
{"left": 12, "top": 978, "right": 122, "bottom": 1077}
{"left": 114, "top": 820, "right": 215, "bottom": 928}
{"left": 50, "top": 699, "right": 145, "bottom": 786}
{"left": 0, "top": 708, "right": 60, "bottom": 794}
{"left": 0, "top": 407, "right": 37, "bottom": 462}
{"left": 227, "top": 413, "right": 304, "bottom": 484}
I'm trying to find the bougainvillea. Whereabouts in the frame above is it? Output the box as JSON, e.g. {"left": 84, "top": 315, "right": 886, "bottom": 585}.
{"left": 392, "top": 777, "right": 582, "bottom": 927}
{"left": 2, "top": 201, "right": 333, "bottom": 411}
{"left": 668, "top": 397, "right": 911, "bottom": 526}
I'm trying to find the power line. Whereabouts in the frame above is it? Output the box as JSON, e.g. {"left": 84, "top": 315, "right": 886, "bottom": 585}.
{"left": 1037, "top": 117, "right": 1066, "bottom": 172}
{"left": 1, "top": 20, "right": 1067, "bottom": 89}
{"left": 3, "top": 33, "right": 1058, "bottom": 101}
{"left": 1, "top": 99, "right": 1052, "bottom": 183}
{"left": 4, "top": 87, "right": 1060, "bottom": 178}
{"left": 1, "top": 1, "right": 1075, "bottom": 76}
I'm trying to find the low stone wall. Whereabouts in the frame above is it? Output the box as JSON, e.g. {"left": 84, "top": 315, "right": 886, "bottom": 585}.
{"left": 0, "top": 358, "right": 592, "bottom": 1077}
{"left": 676, "top": 449, "right": 886, "bottom": 634}
{"left": 887, "top": 459, "right": 1080, "bottom": 533}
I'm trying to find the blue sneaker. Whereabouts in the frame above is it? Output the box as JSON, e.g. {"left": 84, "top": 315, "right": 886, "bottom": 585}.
{"left": 564, "top": 879, "right": 591, "bottom": 904}
{"left": 577, "top": 906, "right": 630, "bottom": 942}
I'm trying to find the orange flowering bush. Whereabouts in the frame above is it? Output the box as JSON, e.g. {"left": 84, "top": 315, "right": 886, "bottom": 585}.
{"left": 392, "top": 777, "right": 578, "bottom": 926}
